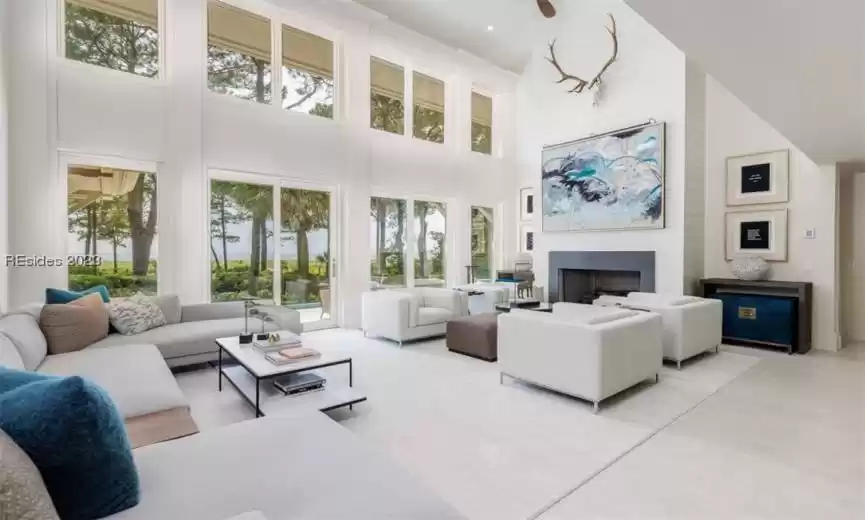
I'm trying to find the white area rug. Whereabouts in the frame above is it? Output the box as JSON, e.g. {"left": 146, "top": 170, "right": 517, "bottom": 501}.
{"left": 176, "top": 329, "right": 761, "bottom": 520}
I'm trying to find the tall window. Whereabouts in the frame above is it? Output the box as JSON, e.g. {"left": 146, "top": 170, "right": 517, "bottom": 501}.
{"left": 370, "top": 57, "right": 405, "bottom": 134}
{"left": 414, "top": 201, "right": 446, "bottom": 287}
{"left": 370, "top": 197, "right": 406, "bottom": 288}
{"left": 282, "top": 25, "right": 334, "bottom": 118}
{"left": 471, "top": 207, "right": 494, "bottom": 281}
{"left": 64, "top": 0, "right": 159, "bottom": 78}
{"left": 210, "top": 181, "right": 274, "bottom": 301}
{"left": 280, "top": 188, "right": 331, "bottom": 314}
{"left": 413, "top": 72, "right": 445, "bottom": 143}
{"left": 67, "top": 165, "right": 158, "bottom": 295}
{"left": 207, "top": 1, "right": 272, "bottom": 104}
{"left": 471, "top": 92, "right": 493, "bottom": 154}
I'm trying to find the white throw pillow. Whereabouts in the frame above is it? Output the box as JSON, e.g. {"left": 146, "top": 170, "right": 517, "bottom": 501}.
{"left": 107, "top": 295, "right": 167, "bottom": 335}
{"left": 0, "top": 334, "right": 25, "bottom": 371}
{"left": 152, "top": 294, "right": 182, "bottom": 324}
{"left": 0, "top": 314, "right": 47, "bottom": 371}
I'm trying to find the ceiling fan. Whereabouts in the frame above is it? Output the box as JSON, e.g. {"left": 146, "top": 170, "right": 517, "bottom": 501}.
{"left": 537, "top": 0, "right": 556, "bottom": 18}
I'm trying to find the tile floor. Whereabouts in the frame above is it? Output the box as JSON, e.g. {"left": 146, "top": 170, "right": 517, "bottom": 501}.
{"left": 175, "top": 332, "right": 865, "bottom": 520}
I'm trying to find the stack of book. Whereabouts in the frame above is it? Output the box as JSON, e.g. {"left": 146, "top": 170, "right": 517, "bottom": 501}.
{"left": 264, "top": 347, "right": 320, "bottom": 366}
{"left": 253, "top": 333, "right": 302, "bottom": 354}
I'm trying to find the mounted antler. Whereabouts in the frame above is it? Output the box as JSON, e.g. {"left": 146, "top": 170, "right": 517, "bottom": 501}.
{"left": 546, "top": 13, "right": 618, "bottom": 95}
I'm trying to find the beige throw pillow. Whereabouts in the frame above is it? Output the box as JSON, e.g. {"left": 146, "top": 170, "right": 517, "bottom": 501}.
{"left": 39, "top": 293, "right": 109, "bottom": 355}
{"left": 0, "top": 429, "right": 61, "bottom": 520}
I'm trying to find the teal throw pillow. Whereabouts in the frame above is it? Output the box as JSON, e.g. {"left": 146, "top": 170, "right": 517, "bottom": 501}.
{"left": 0, "top": 368, "right": 140, "bottom": 520}
{"left": 45, "top": 285, "right": 110, "bottom": 304}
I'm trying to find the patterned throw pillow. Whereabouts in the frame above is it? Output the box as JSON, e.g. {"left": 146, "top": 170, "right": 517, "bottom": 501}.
{"left": 0, "top": 429, "right": 60, "bottom": 520}
{"left": 107, "top": 294, "right": 166, "bottom": 335}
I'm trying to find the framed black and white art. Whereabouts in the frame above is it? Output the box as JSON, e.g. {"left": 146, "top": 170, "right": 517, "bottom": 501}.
{"left": 726, "top": 150, "right": 789, "bottom": 206}
{"left": 520, "top": 187, "right": 534, "bottom": 221}
{"left": 725, "top": 209, "right": 788, "bottom": 261}
{"left": 519, "top": 224, "right": 534, "bottom": 253}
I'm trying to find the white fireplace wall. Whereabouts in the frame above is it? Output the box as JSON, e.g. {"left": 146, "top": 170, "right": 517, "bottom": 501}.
{"left": 515, "top": 0, "right": 704, "bottom": 297}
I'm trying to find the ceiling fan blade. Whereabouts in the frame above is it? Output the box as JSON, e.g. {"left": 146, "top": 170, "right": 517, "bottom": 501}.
{"left": 537, "top": 0, "right": 556, "bottom": 18}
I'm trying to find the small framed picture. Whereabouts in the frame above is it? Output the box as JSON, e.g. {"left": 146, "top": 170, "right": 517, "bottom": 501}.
{"left": 726, "top": 150, "right": 789, "bottom": 206}
{"left": 520, "top": 187, "right": 534, "bottom": 221}
{"left": 519, "top": 224, "right": 534, "bottom": 253}
{"left": 725, "top": 209, "right": 787, "bottom": 261}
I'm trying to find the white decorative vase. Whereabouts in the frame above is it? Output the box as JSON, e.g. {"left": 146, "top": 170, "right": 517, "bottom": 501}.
{"left": 730, "top": 255, "right": 770, "bottom": 281}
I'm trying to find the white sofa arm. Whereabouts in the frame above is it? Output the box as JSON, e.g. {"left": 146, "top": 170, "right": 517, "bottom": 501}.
{"left": 361, "top": 291, "right": 415, "bottom": 339}
{"left": 181, "top": 302, "right": 245, "bottom": 322}
{"left": 594, "top": 313, "right": 663, "bottom": 399}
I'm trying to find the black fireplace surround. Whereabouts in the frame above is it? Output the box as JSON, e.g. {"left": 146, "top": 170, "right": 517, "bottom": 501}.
{"left": 548, "top": 251, "right": 655, "bottom": 304}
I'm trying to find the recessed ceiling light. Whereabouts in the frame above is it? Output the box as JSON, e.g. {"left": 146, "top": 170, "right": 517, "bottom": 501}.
{"left": 486, "top": 25, "right": 495, "bottom": 32}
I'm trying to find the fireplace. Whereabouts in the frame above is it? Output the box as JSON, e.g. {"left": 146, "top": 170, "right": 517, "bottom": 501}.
{"left": 561, "top": 269, "right": 641, "bottom": 304}
{"left": 548, "top": 251, "right": 655, "bottom": 303}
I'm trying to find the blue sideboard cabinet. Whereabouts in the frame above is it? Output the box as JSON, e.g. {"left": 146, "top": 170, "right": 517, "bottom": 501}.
{"left": 699, "top": 279, "right": 812, "bottom": 355}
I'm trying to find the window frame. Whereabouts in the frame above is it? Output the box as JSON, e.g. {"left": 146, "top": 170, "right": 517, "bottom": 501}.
{"left": 470, "top": 87, "right": 495, "bottom": 156}
{"left": 58, "top": 0, "right": 167, "bottom": 81}
{"left": 59, "top": 152, "right": 164, "bottom": 293}
{"left": 204, "top": 0, "right": 342, "bottom": 120}
{"left": 207, "top": 168, "right": 341, "bottom": 324}
{"left": 369, "top": 188, "right": 455, "bottom": 289}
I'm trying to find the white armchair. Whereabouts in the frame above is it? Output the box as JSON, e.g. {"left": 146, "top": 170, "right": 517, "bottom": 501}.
{"left": 623, "top": 292, "right": 722, "bottom": 368}
{"left": 498, "top": 302, "right": 663, "bottom": 413}
{"left": 361, "top": 288, "right": 468, "bottom": 346}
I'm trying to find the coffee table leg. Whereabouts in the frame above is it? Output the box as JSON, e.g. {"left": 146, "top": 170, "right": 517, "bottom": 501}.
{"left": 255, "top": 378, "right": 262, "bottom": 418}
{"left": 349, "top": 360, "right": 354, "bottom": 411}
{"left": 218, "top": 347, "right": 222, "bottom": 392}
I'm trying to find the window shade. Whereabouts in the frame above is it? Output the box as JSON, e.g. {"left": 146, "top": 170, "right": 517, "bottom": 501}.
{"left": 472, "top": 92, "right": 493, "bottom": 127}
{"left": 208, "top": 1, "right": 270, "bottom": 62}
{"left": 68, "top": 0, "right": 157, "bottom": 27}
{"left": 413, "top": 72, "right": 444, "bottom": 112}
{"left": 371, "top": 57, "right": 404, "bottom": 100}
{"left": 282, "top": 25, "right": 333, "bottom": 78}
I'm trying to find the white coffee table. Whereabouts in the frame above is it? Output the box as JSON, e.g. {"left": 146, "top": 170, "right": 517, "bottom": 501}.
{"left": 216, "top": 335, "right": 366, "bottom": 418}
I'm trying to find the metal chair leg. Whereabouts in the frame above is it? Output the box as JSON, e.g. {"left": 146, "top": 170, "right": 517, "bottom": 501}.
{"left": 677, "top": 360, "right": 682, "bottom": 370}
{"left": 715, "top": 344, "right": 720, "bottom": 354}
{"left": 655, "top": 373, "right": 659, "bottom": 383}
{"left": 593, "top": 401, "right": 599, "bottom": 414}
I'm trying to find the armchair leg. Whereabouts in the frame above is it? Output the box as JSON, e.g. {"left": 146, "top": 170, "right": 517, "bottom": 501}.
{"left": 655, "top": 373, "right": 659, "bottom": 383}
{"left": 398, "top": 340, "right": 403, "bottom": 348}
{"left": 592, "top": 401, "right": 599, "bottom": 414}
{"left": 715, "top": 344, "right": 720, "bottom": 354}
{"left": 499, "top": 372, "right": 504, "bottom": 385}
{"left": 677, "top": 360, "right": 682, "bottom": 370}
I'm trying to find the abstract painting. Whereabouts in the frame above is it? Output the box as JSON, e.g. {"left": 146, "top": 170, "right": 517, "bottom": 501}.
{"left": 541, "top": 122, "right": 665, "bottom": 232}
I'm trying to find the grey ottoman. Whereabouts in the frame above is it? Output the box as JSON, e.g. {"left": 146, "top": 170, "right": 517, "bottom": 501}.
{"left": 446, "top": 313, "right": 498, "bottom": 361}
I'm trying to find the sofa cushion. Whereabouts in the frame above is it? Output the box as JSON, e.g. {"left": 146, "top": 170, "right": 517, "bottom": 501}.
{"left": 0, "top": 429, "right": 61, "bottom": 520}
{"left": 0, "top": 370, "right": 139, "bottom": 520}
{"left": 39, "top": 293, "right": 110, "bottom": 355}
{"left": 108, "top": 297, "right": 167, "bottom": 335}
{"left": 665, "top": 296, "right": 702, "bottom": 306}
{"left": 0, "top": 334, "right": 25, "bottom": 370}
{"left": 45, "top": 285, "right": 110, "bottom": 304}
{"left": 552, "top": 302, "right": 636, "bottom": 325}
{"left": 106, "top": 413, "right": 466, "bottom": 520}
{"left": 37, "top": 344, "right": 187, "bottom": 419}
{"left": 416, "top": 307, "right": 453, "bottom": 326}
{"left": 88, "top": 317, "right": 278, "bottom": 360}
{"left": 0, "top": 314, "right": 47, "bottom": 371}
{"left": 153, "top": 295, "right": 182, "bottom": 324}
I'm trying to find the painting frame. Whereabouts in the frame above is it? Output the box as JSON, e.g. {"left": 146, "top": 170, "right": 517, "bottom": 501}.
{"left": 541, "top": 121, "right": 666, "bottom": 232}
{"left": 726, "top": 149, "right": 789, "bottom": 206}
{"left": 725, "top": 208, "right": 788, "bottom": 261}
{"left": 519, "top": 224, "right": 534, "bottom": 253}
{"left": 520, "top": 187, "right": 534, "bottom": 221}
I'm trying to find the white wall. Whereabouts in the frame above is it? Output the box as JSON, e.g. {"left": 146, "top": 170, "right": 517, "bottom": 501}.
{"left": 704, "top": 77, "right": 840, "bottom": 352}
{"left": 839, "top": 169, "right": 865, "bottom": 344}
{"left": 0, "top": 0, "right": 9, "bottom": 311}
{"left": 6, "top": 0, "right": 518, "bottom": 327}
{"left": 514, "top": 0, "right": 701, "bottom": 296}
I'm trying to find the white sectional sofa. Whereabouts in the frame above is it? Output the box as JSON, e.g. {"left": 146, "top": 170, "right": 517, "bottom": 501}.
{"left": 109, "top": 412, "right": 466, "bottom": 520}
{"left": 620, "top": 292, "right": 722, "bottom": 368}
{"left": 361, "top": 288, "right": 468, "bottom": 345}
{"left": 0, "top": 299, "right": 468, "bottom": 519}
{"left": 498, "top": 302, "right": 663, "bottom": 412}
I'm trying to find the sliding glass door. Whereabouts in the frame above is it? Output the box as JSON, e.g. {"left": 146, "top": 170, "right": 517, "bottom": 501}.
{"left": 280, "top": 187, "right": 335, "bottom": 330}
{"left": 210, "top": 174, "right": 337, "bottom": 329}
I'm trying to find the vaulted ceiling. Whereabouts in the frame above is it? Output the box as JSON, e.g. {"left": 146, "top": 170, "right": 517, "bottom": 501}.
{"left": 625, "top": 0, "right": 865, "bottom": 164}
